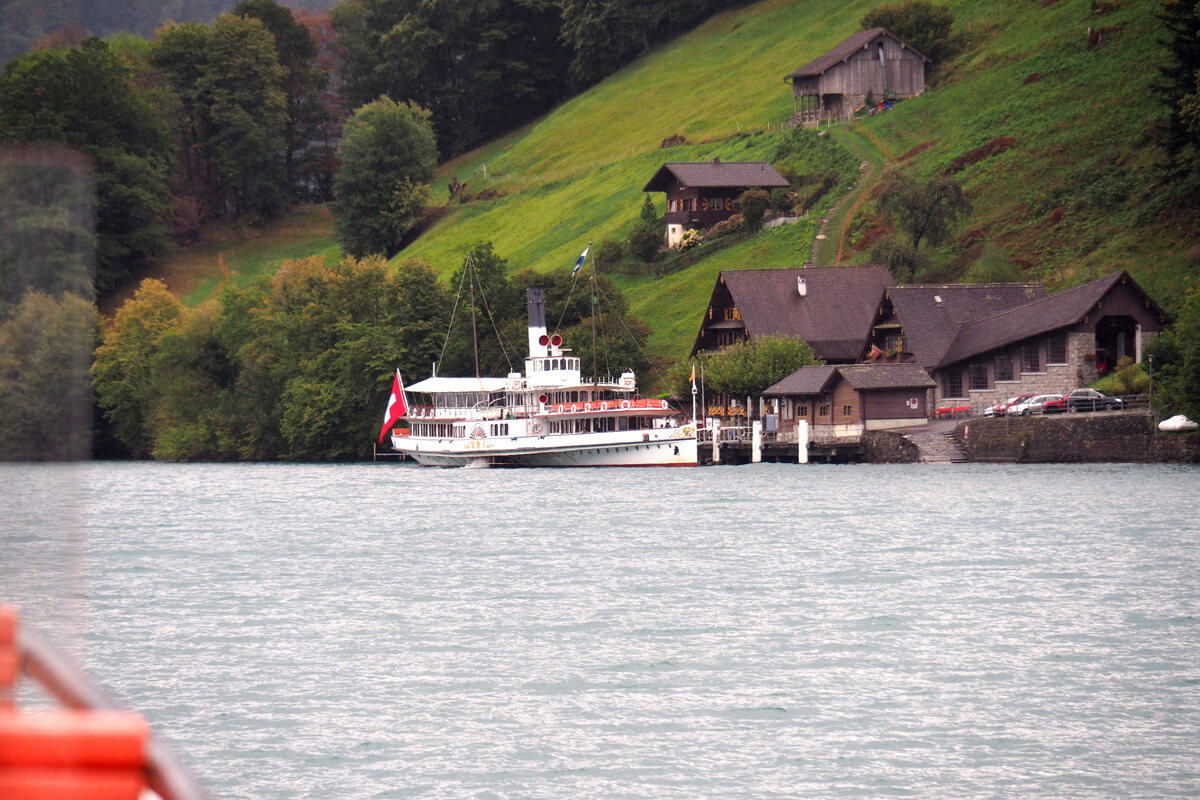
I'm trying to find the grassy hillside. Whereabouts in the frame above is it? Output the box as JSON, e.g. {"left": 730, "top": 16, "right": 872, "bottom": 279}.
{"left": 157, "top": 0, "right": 1195, "bottom": 369}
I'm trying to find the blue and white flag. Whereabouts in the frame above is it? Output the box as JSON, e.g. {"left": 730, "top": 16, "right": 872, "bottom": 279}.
{"left": 571, "top": 246, "right": 589, "bottom": 276}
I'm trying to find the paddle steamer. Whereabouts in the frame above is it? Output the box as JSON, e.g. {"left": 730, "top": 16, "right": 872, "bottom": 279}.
{"left": 389, "top": 289, "right": 697, "bottom": 466}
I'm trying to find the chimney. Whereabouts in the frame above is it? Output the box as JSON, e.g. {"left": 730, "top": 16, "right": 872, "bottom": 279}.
{"left": 797, "top": 276, "right": 807, "bottom": 297}
{"left": 712, "top": 156, "right": 720, "bottom": 164}
{"left": 527, "top": 288, "right": 548, "bottom": 357}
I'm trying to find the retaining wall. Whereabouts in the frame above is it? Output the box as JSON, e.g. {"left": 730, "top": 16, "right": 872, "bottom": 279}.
{"left": 954, "top": 414, "right": 1200, "bottom": 463}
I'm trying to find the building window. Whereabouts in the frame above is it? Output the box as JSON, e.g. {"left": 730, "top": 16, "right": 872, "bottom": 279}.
{"left": 995, "top": 353, "right": 1014, "bottom": 382}
{"left": 1021, "top": 343, "right": 1041, "bottom": 372}
{"left": 841, "top": 404, "right": 852, "bottom": 417}
{"left": 723, "top": 306, "right": 742, "bottom": 321}
{"left": 969, "top": 362, "right": 988, "bottom": 391}
{"left": 1047, "top": 333, "right": 1068, "bottom": 364}
{"left": 683, "top": 198, "right": 696, "bottom": 212}
{"left": 946, "top": 371, "right": 963, "bottom": 397}
{"left": 818, "top": 404, "right": 830, "bottom": 418}
{"left": 710, "top": 197, "right": 724, "bottom": 211}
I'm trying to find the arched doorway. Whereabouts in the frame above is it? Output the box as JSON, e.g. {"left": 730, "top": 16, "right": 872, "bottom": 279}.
{"left": 1093, "top": 315, "right": 1138, "bottom": 373}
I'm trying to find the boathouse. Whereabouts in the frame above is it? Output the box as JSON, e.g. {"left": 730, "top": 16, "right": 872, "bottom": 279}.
{"left": 864, "top": 271, "right": 1169, "bottom": 414}
{"left": 691, "top": 266, "right": 893, "bottom": 363}
{"left": 643, "top": 159, "right": 789, "bottom": 247}
{"left": 762, "top": 362, "right": 935, "bottom": 442}
{"left": 784, "top": 28, "right": 930, "bottom": 125}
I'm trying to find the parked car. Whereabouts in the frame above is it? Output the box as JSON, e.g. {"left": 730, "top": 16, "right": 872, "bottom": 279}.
{"left": 1065, "top": 388, "right": 1125, "bottom": 412}
{"left": 987, "top": 394, "right": 1033, "bottom": 417}
{"left": 1009, "top": 393, "right": 1062, "bottom": 416}
{"left": 1041, "top": 395, "right": 1068, "bottom": 414}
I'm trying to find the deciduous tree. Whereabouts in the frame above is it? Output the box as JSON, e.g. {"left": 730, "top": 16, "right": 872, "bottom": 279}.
{"left": 691, "top": 335, "right": 819, "bottom": 400}
{"left": 876, "top": 170, "right": 970, "bottom": 252}
{"left": 92, "top": 278, "right": 186, "bottom": 457}
{"left": 331, "top": 98, "right": 437, "bottom": 258}
{"left": 0, "top": 37, "right": 173, "bottom": 294}
{"left": 198, "top": 13, "right": 289, "bottom": 219}
{"left": 0, "top": 291, "right": 96, "bottom": 461}
{"left": 860, "top": 0, "right": 955, "bottom": 62}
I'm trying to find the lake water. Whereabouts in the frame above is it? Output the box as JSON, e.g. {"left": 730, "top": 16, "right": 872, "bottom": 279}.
{"left": 3, "top": 462, "right": 1200, "bottom": 799}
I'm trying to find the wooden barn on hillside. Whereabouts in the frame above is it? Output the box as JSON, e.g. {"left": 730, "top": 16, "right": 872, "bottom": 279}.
{"left": 784, "top": 28, "right": 930, "bottom": 125}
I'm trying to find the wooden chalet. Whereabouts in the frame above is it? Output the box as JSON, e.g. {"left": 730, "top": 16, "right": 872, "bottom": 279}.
{"left": 865, "top": 271, "right": 1169, "bottom": 414}
{"left": 692, "top": 267, "right": 893, "bottom": 363}
{"left": 784, "top": 28, "right": 930, "bottom": 125}
{"left": 643, "top": 158, "right": 789, "bottom": 247}
{"left": 762, "top": 363, "right": 936, "bottom": 442}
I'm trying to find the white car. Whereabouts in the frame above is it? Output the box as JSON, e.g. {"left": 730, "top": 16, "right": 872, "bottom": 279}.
{"left": 1008, "top": 393, "right": 1062, "bottom": 416}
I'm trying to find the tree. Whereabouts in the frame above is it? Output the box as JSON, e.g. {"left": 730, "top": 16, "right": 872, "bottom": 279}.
{"left": 559, "top": 0, "right": 648, "bottom": 86}
{"left": 0, "top": 37, "right": 174, "bottom": 295}
{"left": 198, "top": 13, "right": 289, "bottom": 219}
{"left": 92, "top": 278, "right": 187, "bottom": 457}
{"left": 1155, "top": 0, "right": 1200, "bottom": 185}
{"left": 640, "top": 193, "right": 659, "bottom": 226}
{"left": 1144, "top": 289, "right": 1200, "bottom": 421}
{"left": 737, "top": 189, "right": 771, "bottom": 228}
{"left": 627, "top": 221, "right": 662, "bottom": 261}
{"left": 0, "top": 291, "right": 96, "bottom": 461}
{"left": 233, "top": 0, "right": 333, "bottom": 201}
{"left": 876, "top": 170, "right": 970, "bottom": 251}
{"left": 691, "top": 335, "right": 819, "bottom": 400}
{"left": 331, "top": 98, "right": 437, "bottom": 257}
{"left": 0, "top": 150, "right": 95, "bottom": 312}
{"left": 860, "top": 1, "right": 955, "bottom": 63}
{"left": 332, "top": 0, "right": 570, "bottom": 158}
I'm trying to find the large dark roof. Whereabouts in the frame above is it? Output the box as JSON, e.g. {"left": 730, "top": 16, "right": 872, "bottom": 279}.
{"left": 763, "top": 363, "right": 934, "bottom": 396}
{"left": 887, "top": 284, "right": 1046, "bottom": 367}
{"left": 643, "top": 160, "right": 790, "bottom": 193}
{"left": 698, "top": 267, "right": 893, "bottom": 362}
{"left": 936, "top": 271, "right": 1163, "bottom": 367}
{"left": 785, "top": 28, "right": 930, "bottom": 82}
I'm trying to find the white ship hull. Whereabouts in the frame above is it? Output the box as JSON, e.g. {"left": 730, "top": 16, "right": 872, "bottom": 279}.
{"left": 393, "top": 427, "right": 697, "bottom": 467}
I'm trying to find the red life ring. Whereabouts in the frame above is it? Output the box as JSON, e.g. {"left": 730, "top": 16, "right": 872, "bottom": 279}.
{"left": 584, "top": 403, "right": 591, "bottom": 412}
{"left": 600, "top": 402, "right": 608, "bottom": 411}
{"left": 620, "top": 400, "right": 631, "bottom": 410}
{"left": 660, "top": 400, "right": 668, "bottom": 409}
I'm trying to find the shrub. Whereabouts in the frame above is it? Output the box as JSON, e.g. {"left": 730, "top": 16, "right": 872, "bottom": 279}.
{"left": 627, "top": 221, "right": 661, "bottom": 261}
{"left": 672, "top": 228, "right": 704, "bottom": 251}
{"left": 738, "top": 189, "right": 771, "bottom": 228}
{"left": 869, "top": 236, "right": 926, "bottom": 283}
{"left": 708, "top": 214, "right": 745, "bottom": 238}
{"left": 595, "top": 238, "right": 624, "bottom": 266}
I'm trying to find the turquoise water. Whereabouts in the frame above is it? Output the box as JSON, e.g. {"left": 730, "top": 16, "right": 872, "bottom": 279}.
{"left": 3, "top": 462, "right": 1200, "bottom": 799}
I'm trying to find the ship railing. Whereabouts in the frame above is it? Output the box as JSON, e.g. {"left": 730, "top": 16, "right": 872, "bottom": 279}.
{"left": 2, "top": 605, "right": 213, "bottom": 800}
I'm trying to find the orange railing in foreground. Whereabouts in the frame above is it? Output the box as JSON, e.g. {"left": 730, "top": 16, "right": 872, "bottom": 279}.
{"left": 0, "top": 605, "right": 213, "bottom": 800}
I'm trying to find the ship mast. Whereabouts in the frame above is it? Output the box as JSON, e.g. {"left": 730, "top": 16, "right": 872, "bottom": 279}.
{"left": 588, "top": 240, "right": 598, "bottom": 384}
{"left": 467, "top": 253, "right": 480, "bottom": 379}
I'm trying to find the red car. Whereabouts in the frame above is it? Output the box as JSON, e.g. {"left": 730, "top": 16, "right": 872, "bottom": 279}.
{"left": 1041, "top": 396, "right": 1068, "bottom": 414}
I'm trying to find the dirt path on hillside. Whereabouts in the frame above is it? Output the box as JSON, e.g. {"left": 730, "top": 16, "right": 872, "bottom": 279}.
{"left": 810, "top": 121, "right": 894, "bottom": 266}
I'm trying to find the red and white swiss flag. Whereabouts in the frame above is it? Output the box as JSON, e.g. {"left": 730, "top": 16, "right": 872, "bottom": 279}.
{"left": 378, "top": 369, "right": 408, "bottom": 443}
